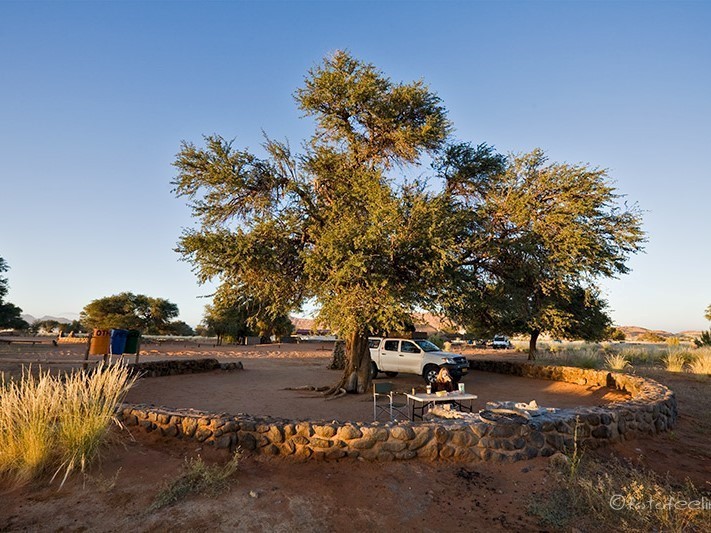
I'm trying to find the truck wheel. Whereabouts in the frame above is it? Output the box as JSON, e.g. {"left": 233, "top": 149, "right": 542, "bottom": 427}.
{"left": 370, "top": 362, "right": 379, "bottom": 380}
{"left": 422, "top": 365, "right": 439, "bottom": 384}
{"left": 385, "top": 371, "right": 399, "bottom": 377}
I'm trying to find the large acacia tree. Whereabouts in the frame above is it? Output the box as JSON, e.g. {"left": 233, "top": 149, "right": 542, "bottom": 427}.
{"left": 173, "top": 51, "right": 454, "bottom": 393}
{"left": 436, "top": 146, "right": 645, "bottom": 358}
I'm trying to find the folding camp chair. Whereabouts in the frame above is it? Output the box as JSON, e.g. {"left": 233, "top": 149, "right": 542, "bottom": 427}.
{"left": 373, "top": 382, "right": 408, "bottom": 421}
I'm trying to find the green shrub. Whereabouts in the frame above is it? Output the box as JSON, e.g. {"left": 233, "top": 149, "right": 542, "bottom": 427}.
{"left": 694, "top": 330, "right": 711, "bottom": 348}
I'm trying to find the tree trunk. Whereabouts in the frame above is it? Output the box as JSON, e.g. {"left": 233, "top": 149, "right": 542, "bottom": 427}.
{"left": 528, "top": 329, "right": 540, "bottom": 360}
{"left": 328, "top": 340, "right": 346, "bottom": 370}
{"left": 332, "top": 330, "right": 371, "bottom": 394}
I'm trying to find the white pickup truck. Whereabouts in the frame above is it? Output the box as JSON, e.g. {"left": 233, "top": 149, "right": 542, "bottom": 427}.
{"left": 368, "top": 337, "right": 470, "bottom": 384}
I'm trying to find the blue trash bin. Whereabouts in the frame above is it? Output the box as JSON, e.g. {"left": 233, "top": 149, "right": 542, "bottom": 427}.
{"left": 110, "top": 329, "right": 128, "bottom": 355}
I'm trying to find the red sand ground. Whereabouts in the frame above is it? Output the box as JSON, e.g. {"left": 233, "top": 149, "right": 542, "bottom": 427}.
{"left": 0, "top": 342, "right": 707, "bottom": 531}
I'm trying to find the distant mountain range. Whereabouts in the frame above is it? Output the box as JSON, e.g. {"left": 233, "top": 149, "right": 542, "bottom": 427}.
{"left": 616, "top": 326, "right": 702, "bottom": 340}
{"left": 21, "top": 314, "right": 73, "bottom": 324}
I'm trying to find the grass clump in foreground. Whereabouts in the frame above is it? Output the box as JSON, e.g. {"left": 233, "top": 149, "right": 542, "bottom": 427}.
{"left": 689, "top": 348, "right": 711, "bottom": 376}
{"left": 605, "top": 353, "right": 632, "bottom": 372}
{"left": 150, "top": 449, "right": 242, "bottom": 510}
{"left": 662, "top": 351, "right": 689, "bottom": 373}
{"left": 529, "top": 455, "right": 711, "bottom": 532}
{"left": 0, "top": 364, "right": 136, "bottom": 486}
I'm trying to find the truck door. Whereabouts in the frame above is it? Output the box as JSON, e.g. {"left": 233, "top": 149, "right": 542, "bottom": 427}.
{"left": 379, "top": 339, "right": 401, "bottom": 371}
{"left": 399, "top": 340, "right": 423, "bottom": 374}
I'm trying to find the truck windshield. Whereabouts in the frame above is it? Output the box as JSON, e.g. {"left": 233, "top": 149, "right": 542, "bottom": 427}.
{"left": 414, "top": 340, "right": 440, "bottom": 352}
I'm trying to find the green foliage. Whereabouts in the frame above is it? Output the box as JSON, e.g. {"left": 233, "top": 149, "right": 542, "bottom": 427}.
{"left": 437, "top": 146, "right": 644, "bottom": 357}
{"left": 608, "top": 327, "right": 626, "bottom": 341}
{"left": 200, "top": 290, "right": 293, "bottom": 344}
{"left": 80, "top": 292, "right": 179, "bottom": 334}
{"left": 694, "top": 330, "right": 711, "bottom": 348}
{"left": 173, "top": 51, "right": 452, "bottom": 392}
{"left": 29, "top": 319, "right": 63, "bottom": 335}
{"left": 201, "top": 300, "right": 252, "bottom": 345}
{"left": 705, "top": 304, "right": 711, "bottom": 323}
{"left": 29, "top": 319, "right": 86, "bottom": 336}
{"left": 639, "top": 331, "right": 665, "bottom": 343}
{"left": 0, "top": 257, "right": 29, "bottom": 330}
{"left": 172, "top": 50, "right": 644, "bottom": 389}
{"left": 427, "top": 334, "right": 445, "bottom": 349}
{"left": 166, "top": 320, "right": 195, "bottom": 336}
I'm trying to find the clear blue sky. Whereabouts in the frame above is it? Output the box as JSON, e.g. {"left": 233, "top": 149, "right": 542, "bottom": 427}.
{"left": 1, "top": 1, "right": 709, "bottom": 332}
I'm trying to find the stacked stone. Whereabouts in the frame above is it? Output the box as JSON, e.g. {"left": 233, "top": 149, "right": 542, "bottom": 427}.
{"left": 117, "top": 360, "right": 676, "bottom": 463}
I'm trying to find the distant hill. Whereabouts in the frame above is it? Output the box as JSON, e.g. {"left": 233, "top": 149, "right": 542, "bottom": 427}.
{"left": 21, "top": 314, "right": 72, "bottom": 325}
{"left": 617, "top": 326, "right": 702, "bottom": 341}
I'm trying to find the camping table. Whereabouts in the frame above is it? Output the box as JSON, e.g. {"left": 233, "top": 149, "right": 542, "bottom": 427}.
{"left": 404, "top": 391, "right": 478, "bottom": 421}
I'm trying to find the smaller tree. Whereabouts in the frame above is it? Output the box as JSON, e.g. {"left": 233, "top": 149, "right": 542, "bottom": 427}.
{"left": 201, "top": 302, "right": 252, "bottom": 346}
{"left": 0, "top": 257, "right": 29, "bottom": 330}
{"left": 60, "top": 320, "right": 87, "bottom": 336}
{"left": 30, "top": 319, "right": 63, "bottom": 335}
{"left": 166, "top": 320, "right": 195, "bottom": 336}
{"left": 80, "top": 292, "right": 180, "bottom": 334}
{"left": 608, "top": 327, "right": 626, "bottom": 341}
{"left": 694, "top": 305, "right": 711, "bottom": 348}
{"left": 438, "top": 146, "right": 644, "bottom": 359}
{"left": 639, "top": 331, "right": 665, "bottom": 343}
{"left": 201, "top": 291, "right": 293, "bottom": 345}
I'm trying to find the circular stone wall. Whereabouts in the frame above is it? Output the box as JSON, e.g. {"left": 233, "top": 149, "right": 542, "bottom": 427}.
{"left": 117, "top": 359, "right": 676, "bottom": 463}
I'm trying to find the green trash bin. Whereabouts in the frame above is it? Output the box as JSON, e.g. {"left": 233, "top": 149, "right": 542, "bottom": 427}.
{"left": 124, "top": 330, "right": 141, "bottom": 354}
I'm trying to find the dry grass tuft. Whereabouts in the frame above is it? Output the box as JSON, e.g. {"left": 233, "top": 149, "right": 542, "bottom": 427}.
{"left": 689, "top": 348, "right": 711, "bottom": 376}
{"left": 662, "top": 352, "right": 688, "bottom": 373}
{"left": 150, "top": 449, "right": 242, "bottom": 510}
{"left": 0, "top": 364, "right": 136, "bottom": 486}
{"left": 530, "top": 456, "right": 711, "bottom": 532}
{"left": 605, "top": 353, "right": 632, "bottom": 372}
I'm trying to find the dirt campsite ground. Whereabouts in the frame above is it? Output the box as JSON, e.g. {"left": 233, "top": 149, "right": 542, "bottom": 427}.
{"left": 1, "top": 341, "right": 709, "bottom": 531}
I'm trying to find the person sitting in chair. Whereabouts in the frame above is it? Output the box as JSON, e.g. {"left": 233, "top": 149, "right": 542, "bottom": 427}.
{"left": 431, "top": 367, "right": 455, "bottom": 393}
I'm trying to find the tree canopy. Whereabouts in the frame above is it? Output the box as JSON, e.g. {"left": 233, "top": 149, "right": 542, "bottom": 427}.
{"left": 199, "top": 293, "right": 293, "bottom": 345}
{"left": 0, "top": 257, "right": 29, "bottom": 330}
{"left": 436, "top": 146, "right": 644, "bottom": 357}
{"left": 705, "top": 304, "right": 711, "bottom": 323}
{"left": 174, "top": 51, "right": 453, "bottom": 393}
{"left": 173, "top": 51, "right": 644, "bottom": 391}
{"left": 80, "top": 292, "right": 180, "bottom": 334}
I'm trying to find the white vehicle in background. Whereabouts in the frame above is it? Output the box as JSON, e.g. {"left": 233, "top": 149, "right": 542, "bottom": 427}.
{"left": 368, "top": 337, "right": 470, "bottom": 384}
{"left": 491, "top": 335, "right": 512, "bottom": 349}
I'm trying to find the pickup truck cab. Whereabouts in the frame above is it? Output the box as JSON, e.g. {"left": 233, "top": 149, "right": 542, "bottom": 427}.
{"left": 368, "top": 337, "right": 469, "bottom": 384}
